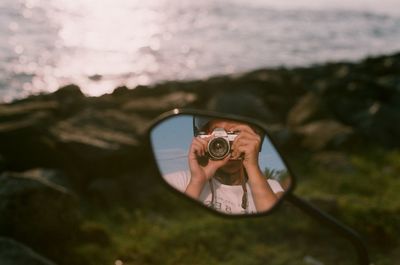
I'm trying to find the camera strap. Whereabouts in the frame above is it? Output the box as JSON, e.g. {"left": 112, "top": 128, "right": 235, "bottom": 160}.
{"left": 208, "top": 179, "right": 216, "bottom": 209}
{"left": 241, "top": 182, "right": 248, "bottom": 210}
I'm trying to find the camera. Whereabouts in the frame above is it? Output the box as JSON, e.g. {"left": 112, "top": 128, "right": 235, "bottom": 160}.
{"left": 198, "top": 128, "right": 238, "bottom": 160}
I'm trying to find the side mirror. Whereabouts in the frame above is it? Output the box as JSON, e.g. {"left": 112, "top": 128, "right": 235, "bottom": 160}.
{"left": 148, "top": 109, "right": 371, "bottom": 264}
{"left": 148, "top": 109, "right": 294, "bottom": 216}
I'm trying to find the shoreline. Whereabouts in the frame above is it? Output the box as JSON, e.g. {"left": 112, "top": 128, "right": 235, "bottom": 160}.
{"left": 2, "top": 50, "right": 400, "bottom": 104}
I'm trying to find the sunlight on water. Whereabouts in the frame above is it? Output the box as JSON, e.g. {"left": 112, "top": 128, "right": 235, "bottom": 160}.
{"left": 37, "top": 0, "right": 166, "bottom": 96}
{"left": 1, "top": 0, "right": 400, "bottom": 101}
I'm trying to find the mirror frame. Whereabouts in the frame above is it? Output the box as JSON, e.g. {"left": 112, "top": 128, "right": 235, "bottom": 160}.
{"left": 146, "top": 108, "right": 297, "bottom": 218}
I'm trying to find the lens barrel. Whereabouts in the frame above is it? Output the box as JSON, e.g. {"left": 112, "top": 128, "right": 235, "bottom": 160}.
{"left": 208, "top": 137, "right": 230, "bottom": 160}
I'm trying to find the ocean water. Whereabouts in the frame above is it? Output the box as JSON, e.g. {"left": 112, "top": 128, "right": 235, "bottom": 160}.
{"left": 1, "top": 0, "right": 400, "bottom": 102}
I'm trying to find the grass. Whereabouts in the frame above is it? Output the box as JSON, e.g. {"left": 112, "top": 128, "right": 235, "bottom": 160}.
{"left": 293, "top": 147, "right": 400, "bottom": 265}
{"left": 70, "top": 146, "right": 400, "bottom": 265}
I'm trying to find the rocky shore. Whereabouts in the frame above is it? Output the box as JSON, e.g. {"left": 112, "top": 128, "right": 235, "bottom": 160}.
{"left": 1, "top": 52, "right": 399, "bottom": 264}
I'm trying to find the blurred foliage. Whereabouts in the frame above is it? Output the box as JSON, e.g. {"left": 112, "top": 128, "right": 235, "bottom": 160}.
{"left": 67, "top": 146, "right": 400, "bottom": 265}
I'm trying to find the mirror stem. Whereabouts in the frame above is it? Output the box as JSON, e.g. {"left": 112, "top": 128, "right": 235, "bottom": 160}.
{"left": 286, "top": 194, "right": 371, "bottom": 265}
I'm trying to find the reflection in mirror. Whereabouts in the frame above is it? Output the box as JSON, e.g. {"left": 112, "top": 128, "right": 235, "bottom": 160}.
{"left": 150, "top": 114, "right": 292, "bottom": 216}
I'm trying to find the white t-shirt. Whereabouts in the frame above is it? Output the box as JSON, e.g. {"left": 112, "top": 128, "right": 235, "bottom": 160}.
{"left": 164, "top": 171, "right": 284, "bottom": 215}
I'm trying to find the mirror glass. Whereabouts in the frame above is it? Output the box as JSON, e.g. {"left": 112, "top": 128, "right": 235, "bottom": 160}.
{"left": 150, "top": 114, "right": 292, "bottom": 216}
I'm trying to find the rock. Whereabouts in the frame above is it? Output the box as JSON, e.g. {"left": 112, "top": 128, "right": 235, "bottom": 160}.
{"left": 0, "top": 237, "right": 57, "bottom": 265}
{"left": 0, "top": 100, "right": 58, "bottom": 123}
{"left": 378, "top": 74, "right": 400, "bottom": 89}
{"left": 368, "top": 104, "right": 400, "bottom": 147}
{"left": 0, "top": 110, "right": 54, "bottom": 134}
{"left": 117, "top": 165, "right": 164, "bottom": 205}
{"left": 0, "top": 110, "right": 60, "bottom": 170}
{"left": 122, "top": 91, "right": 197, "bottom": 114}
{"left": 52, "top": 84, "right": 84, "bottom": 100}
{"left": 51, "top": 112, "right": 140, "bottom": 152}
{"left": 51, "top": 84, "right": 87, "bottom": 117}
{"left": 0, "top": 169, "right": 80, "bottom": 254}
{"left": 111, "top": 85, "right": 130, "bottom": 96}
{"left": 294, "top": 120, "right": 354, "bottom": 150}
{"left": 88, "top": 74, "right": 102, "bottom": 81}
{"left": 311, "top": 151, "right": 354, "bottom": 173}
{"left": 49, "top": 109, "right": 148, "bottom": 188}
{"left": 0, "top": 154, "right": 6, "bottom": 173}
{"left": 287, "top": 92, "right": 330, "bottom": 127}
{"left": 267, "top": 123, "right": 292, "bottom": 146}
{"left": 335, "top": 65, "right": 350, "bottom": 78}
{"left": 87, "top": 178, "right": 123, "bottom": 204}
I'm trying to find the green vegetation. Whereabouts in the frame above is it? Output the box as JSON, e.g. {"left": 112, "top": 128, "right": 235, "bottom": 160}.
{"left": 294, "top": 147, "right": 400, "bottom": 265}
{"left": 72, "top": 147, "right": 400, "bottom": 265}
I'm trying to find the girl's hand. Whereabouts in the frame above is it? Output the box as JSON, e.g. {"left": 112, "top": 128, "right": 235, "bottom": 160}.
{"left": 230, "top": 125, "right": 262, "bottom": 170}
{"left": 188, "top": 137, "right": 230, "bottom": 185}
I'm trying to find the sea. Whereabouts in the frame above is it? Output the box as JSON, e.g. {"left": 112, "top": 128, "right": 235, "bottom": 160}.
{"left": 1, "top": 0, "right": 400, "bottom": 102}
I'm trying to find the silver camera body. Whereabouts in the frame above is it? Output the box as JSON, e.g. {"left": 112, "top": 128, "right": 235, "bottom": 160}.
{"left": 198, "top": 128, "right": 238, "bottom": 160}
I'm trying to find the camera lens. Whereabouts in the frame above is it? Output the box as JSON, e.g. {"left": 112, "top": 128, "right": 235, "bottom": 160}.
{"left": 208, "top": 137, "right": 230, "bottom": 160}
